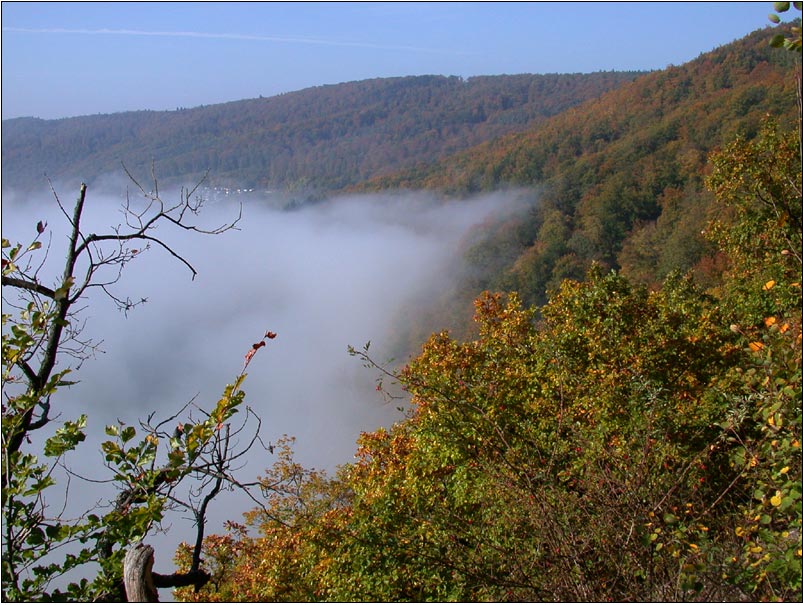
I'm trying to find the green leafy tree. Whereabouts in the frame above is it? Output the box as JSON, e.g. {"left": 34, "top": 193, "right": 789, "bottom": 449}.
{"left": 189, "top": 270, "right": 782, "bottom": 600}
{"left": 703, "top": 117, "right": 802, "bottom": 599}
{"left": 705, "top": 118, "right": 801, "bottom": 327}
{"left": 2, "top": 174, "right": 276, "bottom": 601}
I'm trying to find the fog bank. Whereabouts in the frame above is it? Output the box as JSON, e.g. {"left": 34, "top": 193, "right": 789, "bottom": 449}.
{"left": 2, "top": 185, "right": 534, "bottom": 583}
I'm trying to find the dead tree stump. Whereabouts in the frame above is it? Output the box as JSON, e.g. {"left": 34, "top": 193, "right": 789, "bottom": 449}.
{"left": 123, "top": 542, "right": 159, "bottom": 602}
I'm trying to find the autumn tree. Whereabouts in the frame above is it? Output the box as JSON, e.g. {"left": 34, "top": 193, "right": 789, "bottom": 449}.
{"left": 186, "top": 270, "right": 780, "bottom": 600}
{"left": 701, "top": 117, "right": 802, "bottom": 598}
{"left": 2, "top": 173, "right": 277, "bottom": 601}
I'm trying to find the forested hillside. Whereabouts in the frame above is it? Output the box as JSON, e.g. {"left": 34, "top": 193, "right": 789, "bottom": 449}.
{"left": 1, "top": 72, "right": 641, "bottom": 193}
{"left": 363, "top": 25, "right": 801, "bottom": 314}
{"left": 172, "top": 21, "right": 802, "bottom": 603}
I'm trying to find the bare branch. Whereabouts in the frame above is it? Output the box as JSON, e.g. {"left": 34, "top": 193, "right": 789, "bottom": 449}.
{"left": 1, "top": 276, "right": 57, "bottom": 299}
{"left": 191, "top": 432, "right": 226, "bottom": 574}
{"left": 3, "top": 174, "right": 259, "bottom": 600}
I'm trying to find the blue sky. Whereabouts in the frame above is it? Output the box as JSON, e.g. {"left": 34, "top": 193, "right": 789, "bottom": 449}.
{"left": 1, "top": 1, "right": 794, "bottom": 119}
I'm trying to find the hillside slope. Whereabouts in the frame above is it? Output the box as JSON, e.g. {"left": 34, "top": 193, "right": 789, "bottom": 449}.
{"left": 1, "top": 72, "right": 641, "bottom": 193}
{"left": 363, "top": 25, "right": 801, "bottom": 310}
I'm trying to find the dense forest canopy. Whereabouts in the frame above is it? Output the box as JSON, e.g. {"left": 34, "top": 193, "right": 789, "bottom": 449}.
{"left": 1, "top": 71, "right": 642, "bottom": 194}
{"left": 361, "top": 24, "right": 802, "bottom": 314}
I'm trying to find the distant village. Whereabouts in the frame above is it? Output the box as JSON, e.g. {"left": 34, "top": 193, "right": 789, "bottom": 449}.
{"left": 198, "top": 185, "right": 311, "bottom": 210}
{"left": 201, "top": 185, "right": 259, "bottom": 197}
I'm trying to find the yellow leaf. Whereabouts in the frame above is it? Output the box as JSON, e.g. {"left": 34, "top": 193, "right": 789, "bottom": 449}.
{"left": 770, "top": 492, "right": 782, "bottom": 507}
{"left": 748, "top": 341, "right": 764, "bottom": 351}
{"left": 764, "top": 316, "right": 777, "bottom": 327}
{"left": 779, "top": 322, "right": 790, "bottom": 334}
{"left": 763, "top": 280, "right": 776, "bottom": 291}
{"left": 780, "top": 466, "right": 790, "bottom": 475}
{"left": 770, "top": 414, "right": 783, "bottom": 428}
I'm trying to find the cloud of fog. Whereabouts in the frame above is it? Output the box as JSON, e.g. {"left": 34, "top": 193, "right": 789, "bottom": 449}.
{"left": 2, "top": 184, "right": 534, "bottom": 588}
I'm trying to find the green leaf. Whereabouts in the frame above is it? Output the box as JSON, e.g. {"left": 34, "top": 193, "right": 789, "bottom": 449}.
{"left": 121, "top": 426, "right": 136, "bottom": 443}
{"left": 53, "top": 276, "right": 75, "bottom": 301}
{"left": 168, "top": 448, "right": 186, "bottom": 468}
{"left": 101, "top": 441, "right": 122, "bottom": 461}
{"left": 45, "top": 524, "right": 65, "bottom": 540}
{"left": 105, "top": 425, "right": 120, "bottom": 437}
{"left": 774, "top": 1, "right": 790, "bottom": 12}
{"left": 24, "top": 475, "right": 56, "bottom": 496}
{"left": 44, "top": 417, "right": 87, "bottom": 457}
{"left": 769, "top": 13, "right": 782, "bottom": 23}
{"left": 26, "top": 527, "right": 45, "bottom": 546}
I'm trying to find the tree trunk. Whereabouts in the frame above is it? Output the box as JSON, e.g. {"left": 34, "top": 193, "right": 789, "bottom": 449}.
{"left": 123, "top": 543, "right": 159, "bottom": 602}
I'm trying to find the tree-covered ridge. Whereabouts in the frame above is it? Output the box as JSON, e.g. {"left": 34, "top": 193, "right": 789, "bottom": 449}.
{"left": 362, "top": 24, "right": 801, "bottom": 309}
{"left": 174, "top": 116, "right": 802, "bottom": 602}
{"left": 1, "top": 72, "right": 642, "bottom": 193}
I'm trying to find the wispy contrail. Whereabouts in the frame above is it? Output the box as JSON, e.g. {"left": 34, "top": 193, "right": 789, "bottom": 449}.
{"left": 2, "top": 26, "right": 475, "bottom": 55}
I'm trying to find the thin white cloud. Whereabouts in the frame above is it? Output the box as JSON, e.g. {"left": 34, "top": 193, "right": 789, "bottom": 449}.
{"left": 2, "top": 26, "right": 474, "bottom": 55}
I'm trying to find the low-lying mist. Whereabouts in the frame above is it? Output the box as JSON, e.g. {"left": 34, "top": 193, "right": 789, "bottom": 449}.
{"left": 2, "top": 182, "right": 535, "bottom": 582}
